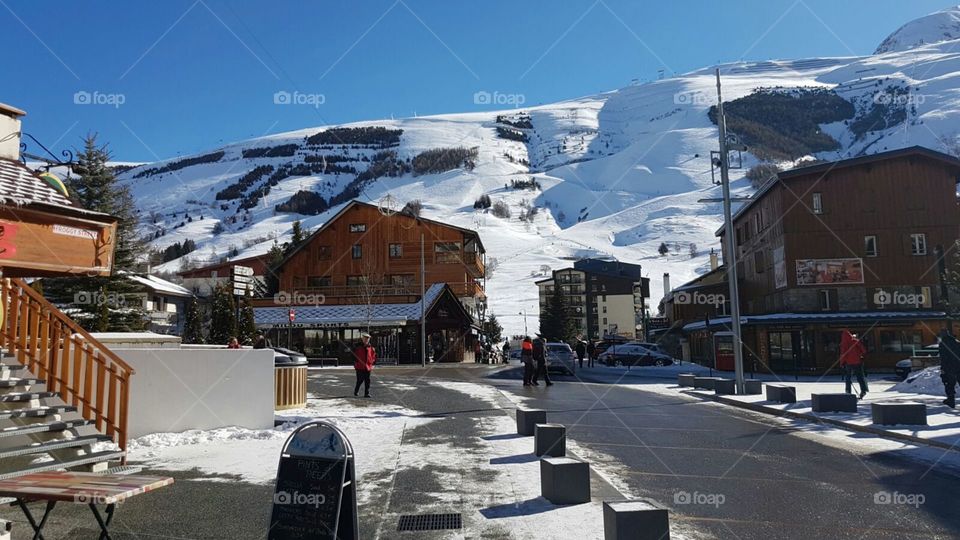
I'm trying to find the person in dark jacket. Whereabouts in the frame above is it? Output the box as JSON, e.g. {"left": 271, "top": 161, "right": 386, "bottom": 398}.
{"left": 502, "top": 342, "right": 511, "bottom": 364}
{"left": 587, "top": 340, "right": 596, "bottom": 367}
{"left": 520, "top": 337, "right": 534, "bottom": 386}
{"left": 839, "top": 329, "right": 868, "bottom": 398}
{"left": 353, "top": 333, "right": 376, "bottom": 398}
{"left": 574, "top": 335, "right": 587, "bottom": 369}
{"left": 939, "top": 329, "right": 960, "bottom": 408}
{"left": 531, "top": 337, "right": 553, "bottom": 386}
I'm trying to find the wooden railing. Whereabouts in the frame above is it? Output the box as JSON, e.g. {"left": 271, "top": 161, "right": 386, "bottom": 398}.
{"left": 0, "top": 278, "right": 134, "bottom": 460}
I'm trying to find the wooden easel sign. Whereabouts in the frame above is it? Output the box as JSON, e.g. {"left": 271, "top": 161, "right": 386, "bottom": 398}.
{"left": 268, "top": 421, "right": 358, "bottom": 540}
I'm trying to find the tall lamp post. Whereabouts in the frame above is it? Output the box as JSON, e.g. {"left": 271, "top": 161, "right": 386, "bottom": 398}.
{"left": 519, "top": 310, "right": 528, "bottom": 336}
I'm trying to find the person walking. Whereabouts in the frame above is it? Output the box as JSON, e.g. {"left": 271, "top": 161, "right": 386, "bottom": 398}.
{"left": 521, "top": 337, "right": 534, "bottom": 386}
{"left": 938, "top": 328, "right": 960, "bottom": 408}
{"left": 502, "top": 341, "right": 511, "bottom": 364}
{"left": 353, "top": 333, "right": 376, "bottom": 398}
{"left": 227, "top": 337, "right": 240, "bottom": 349}
{"left": 574, "top": 335, "right": 586, "bottom": 369}
{"left": 532, "top": 337, "right": 553, "bottom": 387}
{"left": 587, "top": 340, "right": 596, "bottom": 368}
{"left": 839, "top": 329, "right": 868, "bottom": 399}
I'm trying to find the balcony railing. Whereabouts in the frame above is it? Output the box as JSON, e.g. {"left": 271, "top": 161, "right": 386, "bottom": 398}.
{"left": 288, "top": 281, "right": 486, "bottom": 303}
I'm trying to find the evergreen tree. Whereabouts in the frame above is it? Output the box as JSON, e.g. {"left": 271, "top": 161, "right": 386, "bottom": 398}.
{"left": 482, "top": 314, "right": 503, "bottom": 344}
{"left": 43, "top": 134, "right": 146, "bottom": 331}
{"left": 260, "top": 240, "right": 285, "bottom": 297}
{"left": 237, "top": 299, "right": 257, "bottom": 345}
{"left": 182, "top": 298, "right": 205, "bottom": 344}
{"left": 658, "top": 242, "right": 669, "bottom": 256}
{"left": 539, "top": 285, "right": 574, "bottom": 341}
{"left": 209, "top": 283, "right": 237, "bottom": 345}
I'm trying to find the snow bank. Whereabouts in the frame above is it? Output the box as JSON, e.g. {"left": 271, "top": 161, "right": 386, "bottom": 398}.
{"left": 891, "top": 366, "right": 946, "bottom": 396}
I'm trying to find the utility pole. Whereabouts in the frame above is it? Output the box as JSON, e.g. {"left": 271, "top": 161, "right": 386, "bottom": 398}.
{"left": 421, "top": 233, "right": 426, "bottom": 367}
{"left": 715, "top": 68, "right": 746, "bottom": 394}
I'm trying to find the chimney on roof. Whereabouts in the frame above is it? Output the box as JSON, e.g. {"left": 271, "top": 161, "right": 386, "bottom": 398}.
{"left": 0, "top": 103, "right": 25, "bottom": 161}
{"left": 709, "top": 249, "right": 719, "bottom": 271}
{"left": 663, "top": 273, "right": 671, "bottom": 298}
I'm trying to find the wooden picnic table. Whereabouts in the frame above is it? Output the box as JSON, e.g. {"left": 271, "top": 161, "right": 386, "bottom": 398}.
{"left": 0, "top": 471, "right": 173, "bottom": 540}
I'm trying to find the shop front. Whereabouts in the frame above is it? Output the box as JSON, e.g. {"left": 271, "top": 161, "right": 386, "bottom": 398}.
{"left": 684, "top": 311, "right": 948, "bottom": 374}
{"left": 255, "top": 283, "right": 478, "bottom": 364}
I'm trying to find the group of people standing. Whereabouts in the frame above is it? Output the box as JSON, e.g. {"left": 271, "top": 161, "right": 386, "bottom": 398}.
{"left": 519, "top": 336, "right": 553, "bottom": 387}
{"left": 573, "top": 335, "right": 598, "bottom": 369}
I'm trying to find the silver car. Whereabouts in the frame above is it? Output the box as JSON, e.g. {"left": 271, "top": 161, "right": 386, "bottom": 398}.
{"left": 545, "top": 342, "right": 577, "bottom": 375}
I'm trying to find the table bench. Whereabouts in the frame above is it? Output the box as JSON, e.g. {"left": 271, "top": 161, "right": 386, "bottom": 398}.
{"left": 0, "top": 471, "right": 173, "bottom": 540}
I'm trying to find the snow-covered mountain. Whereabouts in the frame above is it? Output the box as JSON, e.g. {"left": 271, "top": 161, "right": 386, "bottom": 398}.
{"left": 875, "top": 5, "right": 960, "bottom": 54}
{"left": 119, "top": 9, "right": 960, "bottom": 336}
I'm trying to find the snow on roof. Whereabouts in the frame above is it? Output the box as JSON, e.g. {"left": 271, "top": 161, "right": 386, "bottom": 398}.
{"left": 255, "top": 283, "right": 447, "bottom": 326}
{"left": 0, "top": 158, "right": 75, "bottom": 207}
{"left": 127, "top": 273, "right": 193, "bottom": 297}
{"left": 683, "top": 311, "right": 948, "bottom": 331}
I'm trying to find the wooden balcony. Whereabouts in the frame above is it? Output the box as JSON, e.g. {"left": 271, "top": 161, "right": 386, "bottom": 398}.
{"left": 257, "top": 281, "right": 486, "bottom": 306}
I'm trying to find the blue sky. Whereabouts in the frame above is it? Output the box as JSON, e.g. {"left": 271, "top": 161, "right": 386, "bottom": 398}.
{"left": 1, "top": 0, "right": 951, "bottom": 161}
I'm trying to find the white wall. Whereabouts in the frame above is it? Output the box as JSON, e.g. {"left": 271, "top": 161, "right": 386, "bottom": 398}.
{"left": 0, "top": 114, "right": 21, "bottom": 161}
{"left": 113, "top": 348, "right": 274, "bottom": 438}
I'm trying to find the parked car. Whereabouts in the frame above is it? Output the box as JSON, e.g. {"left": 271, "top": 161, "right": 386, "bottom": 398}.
{"left": 594, "top": 337, "right": 632, "bottom": 356}
{"left": 545, "top": 342, "right": 577, "bottom": 375}
{"left": 599, "top": 343, "right": 674, "bottom": 367}
{"left": 635, "top": 342, "right": 666, "bottom": 355}
{"left": 895, "top": 343, "right": 939, "bottom": 380}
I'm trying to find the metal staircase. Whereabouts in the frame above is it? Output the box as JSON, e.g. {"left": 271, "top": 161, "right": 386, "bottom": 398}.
{"left": 0, "top": 278, "right": 134, "bottom": 483}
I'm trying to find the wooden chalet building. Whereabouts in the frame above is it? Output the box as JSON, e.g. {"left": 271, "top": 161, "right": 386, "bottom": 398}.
{"left": 254, "top": 200, "right": 487, "bottom": 363}
{"left": 667, "top": 146, "right": 960, "bottom": 373}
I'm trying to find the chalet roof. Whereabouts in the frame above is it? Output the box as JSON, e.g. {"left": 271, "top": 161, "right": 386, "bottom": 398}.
{"left": 716, "top": 145, "right": 960, "bottom": 236}
{"left": 127, "top": 273, "right": 193, "bottom": 297}
{"left": 178, "top": 254, "right": 270, "bottom": 278}
{"left": 253, "top": 282, "right": 462, "bottom": 327}
{"left": 276, "top": 199, "right": 485, "bottom": 270}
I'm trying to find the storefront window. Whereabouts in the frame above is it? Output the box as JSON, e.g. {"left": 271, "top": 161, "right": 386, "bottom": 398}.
{"left": 879, "top": 330, "right": 922, "bottom": 353}
{"left": 768, "top": 331, "right": 795, "bottom": 370}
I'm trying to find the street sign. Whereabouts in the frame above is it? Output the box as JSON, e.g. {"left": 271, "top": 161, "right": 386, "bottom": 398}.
{"left": 233, "top": 274, "right": 254, "bottom": 285}
{"left": 646, "top": 317, "right": 670, "bottom": 331}
{"left": 269, "top": 421, "right": 358, "bottom": 540}
{"left": 232, "top": 265, "right": 254, "bottom": 277}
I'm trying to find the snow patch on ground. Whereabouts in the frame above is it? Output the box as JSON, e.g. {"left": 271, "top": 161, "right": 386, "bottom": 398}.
{"left": 891, "top": 366, "right": 944, "bottom": 396}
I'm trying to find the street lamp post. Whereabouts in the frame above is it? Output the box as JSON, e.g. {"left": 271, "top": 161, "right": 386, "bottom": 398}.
{"left": 519, "top": 310, "right": 528, "bottom": 336}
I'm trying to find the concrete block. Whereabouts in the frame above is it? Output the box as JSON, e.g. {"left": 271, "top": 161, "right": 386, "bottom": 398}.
{"left": 534, "top": 423, "right": 566, "bottom": 457}
{"left": 517, "top": 408, "right": 547, "bottom": 436}
{"left": 603, "top": 499, "right": 670, "bottom": 540}
{"left": 765, "top": 384, "right": 796, "bottom": 403}
{"left": 744, "top": 379, "right": 763, "bottom": 395}
{"left": 871, "top": 402, "right": 927, "bottom": 425}
{"left": 541, "top": 457, "right": 591, "bottom": 504}
{"left": 714, "top": 379, "right": 737, "bottom": 395}
{"left": 692, "top": 376, "right": 721, "bottom": 390}
{"left": 677, "top": 373, "right": 696, "bottom": 387}
{"left": 811, "top": 393, "right": 858, "bottom": 413}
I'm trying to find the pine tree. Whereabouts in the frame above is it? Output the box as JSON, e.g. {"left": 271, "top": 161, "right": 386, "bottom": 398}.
{"left": 482, "top": 314, "right": 503, "bottom": 344}
{"left": 658, "top": 242, "right": 669, "bottom": 256}
{"left": 237, "top": 299, "right": 257, "bottom": 345}
{"left": 182, "top": 298, "right": 205, "bottom": 344}
{"left": 539, "top": 285, "right": 574, "bottom": 341}
{"left": 209, "top": 283, "right": 237, "bottom": 345}
{"left": 43, "top": 134, "right": 146, "bottom": 331}
{"left": 261, "top": 240, "right": 285, "bottom": 297}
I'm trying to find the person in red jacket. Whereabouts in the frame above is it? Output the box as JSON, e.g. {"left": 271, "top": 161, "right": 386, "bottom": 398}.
{"left": 353, "top": 333, "right": 376, "bottom": 398}
{"left": 839, "top": 329, "right": 868, "bottom": 398}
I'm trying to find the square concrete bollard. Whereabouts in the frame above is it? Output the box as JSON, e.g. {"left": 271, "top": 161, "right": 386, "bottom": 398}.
{"left": 744, "top": 379, "right": 763, "bottom": 395}
{"left": 692, "top": 376, "right": 721, "bottom": 390}
{"left": 603, "top": 499, "right": 670, "bottom": 540}
{"left": 534, "top": 423, "right": 567, "bottom": 457}
{"left": 541, "top": 457, "right": 591, "bottom": 504}
{"left": 677, "top": 373, "right": 696, "bottom": 387}
{"left": 714, "top": 379, "right": 737, "bottom": 395}
{"left": 765, "top": 384, "right": 796, "bottom": 403}
{"left": 871, "top": 402, "right": 927, "bottom": 425}
{"left": 517, "top": 408, "right": 547, "bottom": 436}
{"left": 812, "top": 393, "right": 858, "bottom": 413}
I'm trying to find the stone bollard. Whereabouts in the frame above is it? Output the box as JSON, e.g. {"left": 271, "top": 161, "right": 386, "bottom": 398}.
{"left": 811, "top": 393, "right": 858, "bottom": 413}
{"left": 677, "top": 373, "right": 696, "bottom": 387}
{"left": 714, "top": 379, "right": 737, "bottom": 395}
{"left": 541, "top": 457, "right": 591, "bottom": 504}
{"left": 692, "top": 376, "right": 721, "bottom": 390}
{"left": 603, "top": 499, "right": 670, "bottom": 540}
{"left": 534, "top": 424, "right": 566, "bottom": 457}
{"left": 743, "top": 379, "right": 763, "bottom": 395}
{"left": 765, "top": 384, "right": 797, "bottom": 403}
{"left": 517, "top": 408, "right": 547, "bottom": 436}
{"left": 871, "top": 402, "right": 927, "bottom": 425}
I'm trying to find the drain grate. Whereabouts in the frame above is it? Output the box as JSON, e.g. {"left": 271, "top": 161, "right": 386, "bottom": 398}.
{"left": 397, "top": 512, "right": 463, "bottom": 532}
